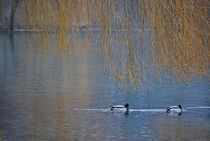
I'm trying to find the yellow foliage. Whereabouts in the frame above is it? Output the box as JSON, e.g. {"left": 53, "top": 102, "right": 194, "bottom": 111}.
{"left": 2, "top": 0, "right": 209, "bottom": 87}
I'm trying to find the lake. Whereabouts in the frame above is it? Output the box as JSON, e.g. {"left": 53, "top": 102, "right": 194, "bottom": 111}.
{"left": 0, "top": 33, "right": 210, "bottom": 141}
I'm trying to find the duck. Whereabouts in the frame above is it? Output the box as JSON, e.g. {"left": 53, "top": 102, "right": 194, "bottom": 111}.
{"left": 166, "top": 105, "right": 182, "bottom": 114}
{"left": 110, "top": 103, "right": 129, "bottom": 112}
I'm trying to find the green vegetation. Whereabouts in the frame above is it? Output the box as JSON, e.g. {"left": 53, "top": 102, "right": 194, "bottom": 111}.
{"left": 0, "top": 0, "right": 209, "bottom": 87}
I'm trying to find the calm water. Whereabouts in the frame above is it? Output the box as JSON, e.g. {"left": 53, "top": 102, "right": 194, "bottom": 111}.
{"left": 0, "top": 33, "right": 210, "bottom": 141}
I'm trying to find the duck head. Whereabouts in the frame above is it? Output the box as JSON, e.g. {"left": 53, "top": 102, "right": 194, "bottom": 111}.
{"left": 124, "top": 103, "right": 129, "bottom": 110}
{"left": 178, "top": 105, "right": 182, "bottom": 111}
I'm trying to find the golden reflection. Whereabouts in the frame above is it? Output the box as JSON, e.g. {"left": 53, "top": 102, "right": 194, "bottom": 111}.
{"left": 2, "top": 34, "right": 93, "bottom": 140}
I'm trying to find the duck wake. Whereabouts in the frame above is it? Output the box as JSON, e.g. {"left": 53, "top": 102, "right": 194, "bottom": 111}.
{"left": 186, "top": 106, "right": 210, "bottom": 109}
{"left": 74, "top": 106, "right": 210, "bottom": 112}
{"left": 74, "top": 108, "right": 166, "bottom": 112}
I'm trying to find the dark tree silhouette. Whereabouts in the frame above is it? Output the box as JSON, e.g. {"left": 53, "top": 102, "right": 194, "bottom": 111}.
{"left": 0, "top": 1, "right": 3, "bottom": 30}
{"left": 9, "top": 0, "right": 21, "bottom": 30}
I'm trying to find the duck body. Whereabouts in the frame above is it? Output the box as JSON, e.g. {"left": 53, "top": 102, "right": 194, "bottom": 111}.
{"left": 110, "top": 103, "right": 129, "bottom": 112}
{"left": 166, "top": 105, "right": 182, "bottom": 114}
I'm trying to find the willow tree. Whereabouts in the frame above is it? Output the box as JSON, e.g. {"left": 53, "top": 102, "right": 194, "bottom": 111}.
{"left": 2, "top": 0, "right": 210, "bottom": 87}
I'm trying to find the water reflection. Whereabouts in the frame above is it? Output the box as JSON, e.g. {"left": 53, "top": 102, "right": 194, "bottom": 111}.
{"left": 154, "top": 116, "right": 210, "bottom": 141}
{"left": 0, "top": 33, "right": 95, "bottom": 140}
{"left": 0, "top": 33, "right": 210, "bottom": 141}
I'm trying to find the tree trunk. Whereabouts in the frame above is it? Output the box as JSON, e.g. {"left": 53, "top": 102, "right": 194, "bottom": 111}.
{"left": 9, "top": 0, "right": 20, "bottom": 30}
{"left": 0, "top": 1, "right": 2, "bottom": 30}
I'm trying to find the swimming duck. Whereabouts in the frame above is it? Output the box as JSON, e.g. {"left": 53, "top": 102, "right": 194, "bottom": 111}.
{"left": 110, "top": 103, "right": 129, "bottom": 112}
{"left": 166, "top": 105, "right": 182, "bottom": 114}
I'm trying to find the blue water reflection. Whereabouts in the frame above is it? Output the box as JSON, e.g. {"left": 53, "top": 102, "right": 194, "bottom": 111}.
{"left": 0, "top": 33, "right": 209, "bottom": 141}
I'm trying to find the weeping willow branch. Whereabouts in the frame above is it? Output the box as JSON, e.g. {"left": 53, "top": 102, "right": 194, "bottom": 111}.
{"left": 1, "top": 0, "right": 209, "bottom": 87}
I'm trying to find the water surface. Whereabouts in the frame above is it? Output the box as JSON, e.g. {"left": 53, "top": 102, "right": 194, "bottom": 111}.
{"left": 0, "top": 33, "right": 210, "bottom": 141}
